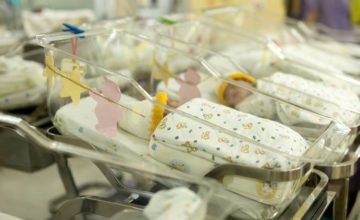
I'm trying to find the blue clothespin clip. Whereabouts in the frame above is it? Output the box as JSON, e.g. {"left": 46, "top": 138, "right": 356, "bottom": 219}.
{"left": 62, "top": 23, "right": 85, "bottom": 38}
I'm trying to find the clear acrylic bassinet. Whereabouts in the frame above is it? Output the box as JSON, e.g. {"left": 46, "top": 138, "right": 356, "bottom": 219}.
{"left": 36, "top": 29, "right": 347, "bottom": 218}
{"left": 154, "top": 18, "right": 360, "bottom": 131}
{"left": 202, "top": 6, "right": 360, "bottom": 84}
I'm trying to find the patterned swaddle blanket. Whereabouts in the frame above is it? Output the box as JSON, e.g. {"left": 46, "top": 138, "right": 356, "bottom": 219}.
{"left": 205, "top": 50, "right": 360, "bottom": 127}
{"left": 242, "top": 72, "right": 360, "bottom": 127}
{"left": 150, "top": 98, "right": 309, "bottom": 205}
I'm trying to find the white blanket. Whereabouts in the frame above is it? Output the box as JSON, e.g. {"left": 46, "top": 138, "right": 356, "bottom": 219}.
{"left": 144, "top": 187, "right": 205, "bottom": 220}
{"left": 22, "top": 9, "right": 94, "bottom": 37}
{"left": 0, "top": 56, "right": 46, "bottom": 110}
{"left": 0, "top": 31, "right": 22, "bottom": 54}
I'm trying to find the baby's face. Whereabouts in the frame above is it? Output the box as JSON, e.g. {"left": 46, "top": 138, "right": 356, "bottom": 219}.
{"left": 167, "top": 99, "right": 181, "bottom": 108}
{"left": 224, "top": 83, "right": 252, "bottom": 107}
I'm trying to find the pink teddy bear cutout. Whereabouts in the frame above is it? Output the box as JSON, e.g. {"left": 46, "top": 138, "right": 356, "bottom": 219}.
{"left": 90, "top": 78, "right": 122, "bottom": 137}
{"left": 176, "top": 68, "right": 201, "bottom": 105}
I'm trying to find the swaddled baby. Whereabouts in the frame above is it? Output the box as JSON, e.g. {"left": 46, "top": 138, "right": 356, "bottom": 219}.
{"left": 108, "top": 91, "right": 309, "bottom": 205}
{"left": 148, "top": 97, "right": 308, "bottom": 205}
{"left": 55, "top": 90, "right": 310, "bottom": 206}
{"left": 208, "top": 46, "right": 360, "bottom": 94}
{"left": 0, "top": 56, "right": 46, "bottom": 110}
{"left": 218, "top": 72, "right": 360, "bottom": 128}
{"left": 98, "top": 92, "right": 310, "bottom": 205}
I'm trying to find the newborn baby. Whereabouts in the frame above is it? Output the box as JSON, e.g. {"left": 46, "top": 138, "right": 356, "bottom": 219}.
{"left": 0, "top": 56, "right": 46, "bottom": 110}
{"left": 217, "top": 73, "right": 256, "bottom": 108}
{"left": 218, "top": 72, "right": 360, "bottom": 128}
{"left": 209, "top": 46, "right": 360, "bottom": 95}
{"left": 149, "top": 97, "right": 309, "bottom": 205}
{"left": 55, "top": 90, "right": 311, "bottom": 206}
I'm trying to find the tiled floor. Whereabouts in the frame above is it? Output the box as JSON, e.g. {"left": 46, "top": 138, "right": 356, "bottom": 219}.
{"left": 0, "top": 158, "right": 109, "bottom": 220}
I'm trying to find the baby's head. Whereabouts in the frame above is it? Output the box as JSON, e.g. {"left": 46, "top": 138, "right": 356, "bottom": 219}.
{"left": 218, "top": 73, "right": 256, "bottom": 107}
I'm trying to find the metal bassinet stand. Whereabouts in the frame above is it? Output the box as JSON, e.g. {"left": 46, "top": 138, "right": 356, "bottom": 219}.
{"left": 315, "top": 132, "right": 360, "bottom": 220}
{"left": 0, "top": 106, "right": 53, "bottom": 172}
{"left": 0, "top": 115, "right": 333, "bottom": 219}
{"left": 0, "top": 47, "right": 53, "bottom": 172}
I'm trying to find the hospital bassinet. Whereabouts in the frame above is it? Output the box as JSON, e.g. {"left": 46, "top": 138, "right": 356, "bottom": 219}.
{"left": 36, "top": 29, "right": 349, "bottom": 219}
{"left": 154, "top": 18, "right": 360, "bottom": 130}
{"left": 203, "top": 6, "right": 360, "bottom": 81}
